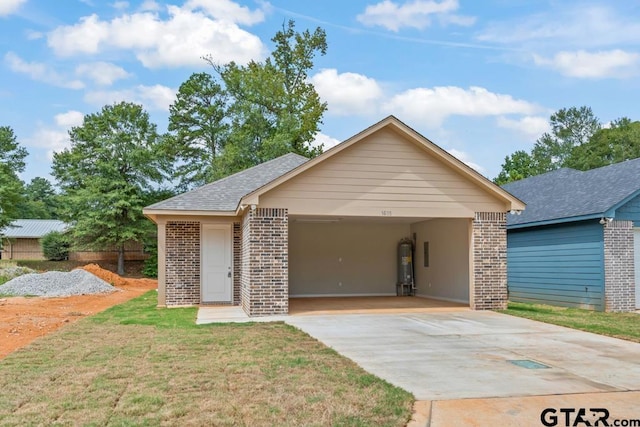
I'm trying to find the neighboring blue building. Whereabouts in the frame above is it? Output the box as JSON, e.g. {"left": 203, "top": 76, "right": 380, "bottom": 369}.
{"left": 503, "top": 160, "right": 640, "bottom": 312}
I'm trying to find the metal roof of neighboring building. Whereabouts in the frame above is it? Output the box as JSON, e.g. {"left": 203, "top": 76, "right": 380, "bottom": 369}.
{"left": 1, "top": 219, "right": 68, "bottom": 238}
{"left": 145, "top": 153, "right": 309, "bottom": 212}
{"left": 502, "top": 157, "right": 640, "bottom": 228}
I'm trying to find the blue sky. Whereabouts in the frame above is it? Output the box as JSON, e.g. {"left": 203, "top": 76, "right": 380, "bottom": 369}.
{"left": 2, "top": 0, "right": 640, "bottom": 184}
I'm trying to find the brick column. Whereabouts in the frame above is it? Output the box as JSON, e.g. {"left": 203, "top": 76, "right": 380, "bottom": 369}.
{"left": 241, "top": 208, "right": 288, "bottom": 316}
{"left": 165, "top": 221, "right": 200, "bottom": 306}
{"left": 603, "top": 220, "right": 635, "bottom": 312}
{"left": 233, "top": 222, "right": 241, "bottom": 306}
{"left": 472, "top": 212, "right": 507, "bottom": 310}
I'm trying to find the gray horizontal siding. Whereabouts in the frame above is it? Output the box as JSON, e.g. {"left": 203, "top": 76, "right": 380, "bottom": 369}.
{"left": 507, "top": 220, "right": 605, "bottom": 310}
{"left": 616, "top": 193, "right": 640, "bottom": 226}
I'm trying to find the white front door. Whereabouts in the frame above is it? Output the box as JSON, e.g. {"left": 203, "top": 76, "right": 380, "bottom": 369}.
{"left": 634, "top": 228, "right": 640, "bottom": 309}
{"left": 202, "top": 224, "right": 232, "bottom": 303}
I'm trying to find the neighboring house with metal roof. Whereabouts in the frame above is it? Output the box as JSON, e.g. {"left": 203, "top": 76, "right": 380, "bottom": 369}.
{"left": 0, "top": 219, "right": 148, "bottom": 262}
{"left": 0, "top": 219, "right": 67, "bottom": 260}
{"left": 144, "top": 116, "right": 525, "bottom": 316}
{"left": 503, "top": 159, "right": 640, "bottom": 312}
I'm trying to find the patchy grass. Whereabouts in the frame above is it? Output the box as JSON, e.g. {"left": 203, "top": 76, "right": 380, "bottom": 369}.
{"left": 0, "top": 292, "right": 413, "bottom": 426}
{"left": 502, "top": 302, "right": 640, "bottom": 343}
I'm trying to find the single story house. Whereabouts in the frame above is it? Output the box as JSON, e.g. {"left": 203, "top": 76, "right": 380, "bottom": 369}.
{"left": 0, "top": 219, "right": 148, "bottom": 261}
{"left": 144, "top": 116, "right": 525, "bottom": 316}
{"left": 503, "top": 159, "right": 640, "bottom": 312}
{"left": 0, "top": 219, "right": 67, "bottom": 260}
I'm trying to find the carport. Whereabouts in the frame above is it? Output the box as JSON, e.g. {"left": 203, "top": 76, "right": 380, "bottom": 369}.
{"left": 289, "top": 216, "right": 472, "bottom": 305}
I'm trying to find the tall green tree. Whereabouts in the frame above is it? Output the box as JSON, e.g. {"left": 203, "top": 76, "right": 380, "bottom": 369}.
{"left": 16, "top": 177, "right": 60, "bottom": 219}
{"left": 205, "top": 20, "right": 327, "bottom": 177}
{"left": 495, "top": 106, "right": 602, "bottom": 184}
{"left": 493, "top": 150, "right": 537, "bottom": 185}
{"left": 0, "top": 126, "right": 27, "bottom": 232}
{"left": 168, "top": 72, "right": 229, "bottom": 189}
{"left": 530, "top": 106, "right": 601, "bottom": 172}
{"left": 567, "top": 118, "right": 640, "bottom": 170}
{"left": 52, "top": 102, "right": 171, "bottom": 275}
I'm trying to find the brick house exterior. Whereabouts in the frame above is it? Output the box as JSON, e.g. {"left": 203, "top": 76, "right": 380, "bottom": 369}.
{"left": 145, "top": 116, "right": 524, "bottom": 316}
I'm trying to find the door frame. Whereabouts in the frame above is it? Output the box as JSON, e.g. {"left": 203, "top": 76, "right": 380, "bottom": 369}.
{"left": 200, "top": 223, "right": 233, "bottom": 304}
{"left": 634, "top": 227, "right": 640, "bottom": 309}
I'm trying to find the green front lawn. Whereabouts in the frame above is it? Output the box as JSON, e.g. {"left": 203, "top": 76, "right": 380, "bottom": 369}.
{"left": 0, "top": 292, "right": 413, "bottom": 426}
{"left": 502, "top": 302, "right": 640, "bottom": 343}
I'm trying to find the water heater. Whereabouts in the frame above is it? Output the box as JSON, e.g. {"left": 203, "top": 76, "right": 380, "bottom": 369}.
{"left": 396, "top": 238, "right": 415, "bottom": 296}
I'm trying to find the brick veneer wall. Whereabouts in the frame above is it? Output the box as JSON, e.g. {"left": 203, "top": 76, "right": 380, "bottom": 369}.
{"left": 603, "top": 220, "right": 635, "bottom": 312}
{"left": 166, "top": 221, "right": 200, "bottom": 306}
{"left": 240, "top": 208, "right": 288, "bottom": 316}
{"left": 472, "top": 212, "right": 507, "bottom": 310}
{"left": 233, "top": 222, "right": 241, "bottom": 305}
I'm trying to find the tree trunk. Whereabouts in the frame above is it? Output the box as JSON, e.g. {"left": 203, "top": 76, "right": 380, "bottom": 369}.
{"left": 117, "top": 244, "right": 125, "bottom": 276}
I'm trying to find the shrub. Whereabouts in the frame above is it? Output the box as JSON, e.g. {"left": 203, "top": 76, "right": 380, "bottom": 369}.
{"left": 41, "top": 231, "right": 70, "bottom": 261}
{"left": 142, "top": 241, "right": 157, "bottom": 278}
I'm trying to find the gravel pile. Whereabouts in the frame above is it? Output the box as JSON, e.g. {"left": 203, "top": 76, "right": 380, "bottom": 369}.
{"left": 0, "top": 269, "right": 116, "bottom": 297}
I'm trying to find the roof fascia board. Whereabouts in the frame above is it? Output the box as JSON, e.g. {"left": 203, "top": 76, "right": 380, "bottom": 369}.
{"left": 142, "top": 209, "right": 237, "bottom": 217}
{"left": 605, "top": 188, "right": 640, "bottom": 218}
{"left": 507, "top": 213, "right": 603, "bottom": 230}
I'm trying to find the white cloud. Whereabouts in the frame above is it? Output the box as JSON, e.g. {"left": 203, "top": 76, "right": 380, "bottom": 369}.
{"left": 47, "top": 3, "right": 268, "bottom": 68}
{"left": 447, "top": 148, "right": 485, "bottom": 173}
{"left": 311, "top": 132, "right": 341, "bottom": 151}
{"left": 24, "top": 110, "right": 85, "bottom": 160}
{"left": 184, "top": 0, "right": 268, "bottom": 25}
{"left": 383, "top": 86, "right": 539, "bottom": 127}
{"left": 84, "top": 84, "right": 176, "bottom": 111}
{"left": 139, "top": 0, "right": 160, "bottom": 11}
{"left": 496, "top": 116, "right": 550, "bottom": 138}
{"left": 310, "top": 69, "right": 383, "bottom": 116}
{"left": 112, "top": 1, "right": 129, "bottom": 10}
{"left": 75, "top": 61, "right": 131, "bottom": 86}
{"left": 0, "top": 0, "right": 26, "bottom": 16}
{"left": 55, "top": 110, "right": 85, "bottom": 128}
{"left": 357, "top": 0, "right": 475, "bottom": 32}
{"left": 533, "top": 50, "right": 640, "bottom": 79}
{"left": 4, "top": 52, "right": 84, "bottom": 89}
{"left": 478, "top": 5, "right": 640, "bottom": 48}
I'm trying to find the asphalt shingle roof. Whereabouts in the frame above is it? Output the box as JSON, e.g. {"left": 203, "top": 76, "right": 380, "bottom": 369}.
{"left": 502, "top": 158, "right": 640, "bottom": 228}
{"left": 146, "top": 153, "right": 309, "bottom": 212}
{"left": 2, "top": 219, "right": 68, "bottom": 238}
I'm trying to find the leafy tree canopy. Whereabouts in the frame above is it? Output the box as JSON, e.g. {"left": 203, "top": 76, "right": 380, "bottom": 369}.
{"left": 52, "top": 102, "right": 172, "bottom": 274}
{"left": 566, "top": 118, "right": 640, "bottom": 171}
{"left": 16, "top": 177, "right": 60, "bottom": 219}
{"left": 495, "top": 106, "right": 603, "bottom": 184}
{"left": 168, "top": 20, "right": 327, "bottom": 187}
{"left": 0, "top": 126, "right": 27, "bottom": 232}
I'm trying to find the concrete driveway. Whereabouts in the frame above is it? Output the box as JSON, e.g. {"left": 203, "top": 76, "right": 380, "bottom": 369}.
{"left": 284, "top": 311, "right": 640, "bottom": 401}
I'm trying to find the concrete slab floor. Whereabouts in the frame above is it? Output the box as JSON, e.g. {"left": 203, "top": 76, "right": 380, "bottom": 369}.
{"left": 285, "top": 311, "right": 640, "bottom": 401}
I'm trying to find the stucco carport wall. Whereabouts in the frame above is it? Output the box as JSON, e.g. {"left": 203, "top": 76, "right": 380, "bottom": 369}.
{"left": 411, "top": 218, "right": 470, "bottom": 303}
{"left": 161, "top": 219, "right": 241, "bottom": 307}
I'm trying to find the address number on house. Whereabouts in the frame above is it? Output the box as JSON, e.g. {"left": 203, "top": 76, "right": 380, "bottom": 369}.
{"left": 381, "top": 210, "right": 393, "bottom": 216}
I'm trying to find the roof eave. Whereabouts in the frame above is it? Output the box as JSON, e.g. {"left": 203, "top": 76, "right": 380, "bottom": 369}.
{"left": 143, "top": 208, "right": 237, "bottom": 223}
{"left": 507, "top": 213, "right": 604, "bottom": 230}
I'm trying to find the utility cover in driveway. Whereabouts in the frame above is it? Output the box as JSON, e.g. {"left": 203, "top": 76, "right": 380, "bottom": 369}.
{"left": 285, "top": 311, "right": 640, "bottom": 401}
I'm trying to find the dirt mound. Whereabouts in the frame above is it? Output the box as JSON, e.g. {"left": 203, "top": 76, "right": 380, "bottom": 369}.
{"left": 79, "top": 264, "right": 128, "bottom": 287}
